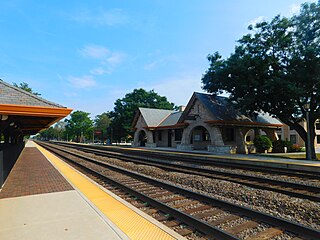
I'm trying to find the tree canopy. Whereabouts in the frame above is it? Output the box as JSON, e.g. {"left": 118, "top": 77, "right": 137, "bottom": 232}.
{"left": 13, "top": 82, "right": 41, "bottom": 96}
{"left": 94, "top": 112, "right": 110, "bottom": 142}
{"left": 202, "top": 1, "right": 320, "bottom": 159}
{"left": 65, "top": 111, "right": 93, "bottom": 142}
{"left": 108, "top": 88, "right": 175, "bottom": 141}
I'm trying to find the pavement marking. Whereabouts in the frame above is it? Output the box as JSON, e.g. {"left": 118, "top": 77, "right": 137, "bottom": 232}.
{"left": 36, "top": 144, "right": 178, "bottom": 240}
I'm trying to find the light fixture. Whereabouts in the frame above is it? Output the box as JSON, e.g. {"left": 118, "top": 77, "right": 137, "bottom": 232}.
{"left": 0, "top": 114, "right": 8, "bottom": 121}
{"left": 304, "top": 103, "right": 310, "bottom": 110}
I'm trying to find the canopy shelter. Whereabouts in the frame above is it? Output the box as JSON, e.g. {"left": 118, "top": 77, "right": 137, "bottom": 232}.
{"left": 0, "top": 80, "right": 72, "bottom": 142}
{"left": 0, "top": 80, "right": 72, "bottom": 186}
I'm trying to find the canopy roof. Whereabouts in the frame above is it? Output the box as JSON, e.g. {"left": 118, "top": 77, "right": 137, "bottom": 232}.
{"left": 0, "top": 80, "right": 72, "bottom": 136}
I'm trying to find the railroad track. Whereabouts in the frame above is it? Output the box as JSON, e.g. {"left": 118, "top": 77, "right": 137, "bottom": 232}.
{"left": 38, "top": 141, "right": 320, "bottom": 240}
{"left": 52, "top": 141, "right": 320, "bottom": 181}
{"left": 48, "top": 141, "right": 320, "bottom": 202}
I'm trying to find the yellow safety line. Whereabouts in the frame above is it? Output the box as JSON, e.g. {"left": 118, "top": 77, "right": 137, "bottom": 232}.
{"left": 36, "top": 144, "right": 176, "bottom": 240}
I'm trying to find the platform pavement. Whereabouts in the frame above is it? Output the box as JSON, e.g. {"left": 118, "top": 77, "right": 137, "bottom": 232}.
{"left": 0, "top": 141, "right": 184, "bottom": 240}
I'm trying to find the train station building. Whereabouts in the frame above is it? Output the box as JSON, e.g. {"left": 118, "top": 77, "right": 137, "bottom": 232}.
{"left": 0, "top": 80, "right": 72, "bottom": 186}
{"left": 132, "top": 92, "right": 283, "bottom": 154}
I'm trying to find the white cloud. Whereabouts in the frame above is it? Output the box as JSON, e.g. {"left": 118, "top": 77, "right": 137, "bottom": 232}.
{"left": 67, "top": 75, "right": 96, "bottom": 88}
{"left": 90, "top": 67, "right": 108, "bottom": 75}
{"left": 79, "top": 45, "right": 110, "bottom": 59}
{"left": 104, "top": 52, "right": 126, "bottom": 66}
{"left": 72, "top": 8, "right": 129, "bottom": 27}
{"left": 79, "top": 45, "right": 126, "bottom": 75}
{"left": 248, "top": 16, "right": 265, "bottom": 27}
{"left": 144, "top": 59, "right": 164, "bottom": 70}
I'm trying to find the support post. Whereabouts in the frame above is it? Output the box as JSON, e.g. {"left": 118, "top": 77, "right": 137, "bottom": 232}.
{"left": 0, "top": 150, "right": 3, "bottom": 187}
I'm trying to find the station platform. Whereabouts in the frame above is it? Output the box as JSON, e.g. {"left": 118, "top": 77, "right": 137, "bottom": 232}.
{"left": 0, "top": 141, "right": 183, "bottom": 240}
{"left": 117, "top": 146, "right": 320, "bottom": 173}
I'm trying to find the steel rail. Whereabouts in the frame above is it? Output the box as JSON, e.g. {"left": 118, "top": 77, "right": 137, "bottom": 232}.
{"left": 38, "top": 142, "right": 238, "bottom": 240}
{"left": 52, "top": 141, "right": 320, "bottom": 180}
{"left": 49, "top": 141, "right": 320, "bottom": 202}
{"left": 38, "top": 141, "right": 320, "bottom": 240}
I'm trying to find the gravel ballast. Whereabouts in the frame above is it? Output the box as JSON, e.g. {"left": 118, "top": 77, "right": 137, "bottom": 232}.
{"left": 64, "top": 147, "right": 320, "bottom": 231}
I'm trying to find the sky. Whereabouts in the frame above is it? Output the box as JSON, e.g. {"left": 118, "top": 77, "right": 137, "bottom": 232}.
{"left": 0, "top": 0, "right": 315, "bottom": 118}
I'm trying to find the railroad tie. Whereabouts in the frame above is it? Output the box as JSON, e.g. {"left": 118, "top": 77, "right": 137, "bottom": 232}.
{"left": 193, "top": 208, "right": 224, "bottom": 219}
{"left": 249, "top": 227, "right": 283, "bottom": 240}
{"left": 208, "top": 214, "right": 241, "bottom": 226}
{"left": 183, "top": 205, "right": 211, "bottom": 214}
{"left": 225, "top": 220, "right": 259, "bottom": 235}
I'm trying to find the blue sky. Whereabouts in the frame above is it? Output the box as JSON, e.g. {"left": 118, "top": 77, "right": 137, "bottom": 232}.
{"left": 0, "top": 0, "right": 314, "bottom": 117}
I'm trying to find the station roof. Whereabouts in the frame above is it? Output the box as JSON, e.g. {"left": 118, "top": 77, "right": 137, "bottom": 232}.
{"left": 133, "top": 92, "right": 282, "bottom": 131}
{"left": 180, "top": 92, "right": 282, "bottom": 128}
{"left": 0, "top": 80, "right": 72, "bottom": 136}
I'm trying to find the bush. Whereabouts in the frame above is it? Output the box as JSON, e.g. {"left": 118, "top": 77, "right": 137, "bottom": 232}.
{"left": 272, "top": 139, "right": 292, "bottom": 153}
{"left": 289, "top": 144, "right": 302, "bottom": 152}
{"left": 254, "top": 135, "right": 272, "bottom": 153}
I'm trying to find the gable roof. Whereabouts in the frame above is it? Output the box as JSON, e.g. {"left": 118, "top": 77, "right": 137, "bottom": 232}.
{"left": 159, "top": 111, "right": 183, "bottom": 127}
{"left": 179, "top": 92, "right": 282, "bottom": 126}
{"left": 139, "top": 107, "right": 175, "bottom": 127}
{"left": 195, "top": 92, "right": 252, "bottom": 121}
{"left": 0, "top": 80, "right": 64, "bottom": 108}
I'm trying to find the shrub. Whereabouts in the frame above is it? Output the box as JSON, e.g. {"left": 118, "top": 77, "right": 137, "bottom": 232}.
{"left": 254, "top": 135, "right": 272, "bottom": 153}
{"left": 289, "top": 144, "right": 301, "bottom": 152}
{"left": 272, "top": 139, "right": 292, "bottom": 153}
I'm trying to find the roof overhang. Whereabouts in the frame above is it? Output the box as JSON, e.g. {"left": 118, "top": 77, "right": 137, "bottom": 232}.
{"left": 0, "top": 104, "right": 72, "bottom": 136}
{"left": 144, "top": 123, "right": 188, "bottom": 130}
{"left": 205, "top": 120, "right": 283, "bottom": 129}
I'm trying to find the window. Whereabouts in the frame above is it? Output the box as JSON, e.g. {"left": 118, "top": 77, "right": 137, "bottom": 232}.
{"left": 158, "top": 131, "right": 162, "bottom": 141}
{"left": 225, "top": 128, "right": 235, "bottom": 142}
{"left": 194, "top": 134, "right": 201, "bottom": 142}
{"left": 174, "top": 129, "right": 182, "bottom": 141}
{"left": 316, "top": 123, "right": 320, "bottom": 130}
{"left": 317, "top": 135, "right": 320, "bottom": 144}
{"left": 290, "top": 134, "right": 297, "bottom": 144}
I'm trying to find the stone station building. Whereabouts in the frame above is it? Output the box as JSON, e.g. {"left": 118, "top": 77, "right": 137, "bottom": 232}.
{"left": 132, "top": 92, "right": 283, "bottom": 154}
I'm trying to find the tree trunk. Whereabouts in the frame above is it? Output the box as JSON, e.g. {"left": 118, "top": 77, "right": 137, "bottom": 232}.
{"left": 306, "top": 123, "right": 317, "bottom": 160}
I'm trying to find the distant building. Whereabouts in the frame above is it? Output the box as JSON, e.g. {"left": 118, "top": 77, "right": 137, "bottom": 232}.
{"left": 132, "top": 92, "right": 283, "bottom": 154}
{"left": 277, "top": 121, "right": 320, "bottom": 148}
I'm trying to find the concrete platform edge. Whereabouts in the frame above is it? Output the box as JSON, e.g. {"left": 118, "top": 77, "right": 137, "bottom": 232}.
{"left": 35, "top": 143, "right": 185, "bottom": 240}
{"left": 35, "top": 144, "right": 130, "bottom": 240}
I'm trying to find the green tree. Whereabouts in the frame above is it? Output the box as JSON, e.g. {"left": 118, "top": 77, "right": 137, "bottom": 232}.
{"left": 94, "top": 112, "right": 110, "bottom": 142}
{"left": 202, "top": 2, "right": 320, "bottom": 160}
{"left": 109, "top": 88, "right": 175, "bottom": 142}
{"left": 39, "top": 127, "right": 57, "bottom": 140}
{"left": 53, "top": 121, "right": 66, "bottom": 141}
{"left": 65, "top": 111, "right": 93, "bottom": 142}
{"left": 13, "top": 82, "right": 41, "bottom": 96}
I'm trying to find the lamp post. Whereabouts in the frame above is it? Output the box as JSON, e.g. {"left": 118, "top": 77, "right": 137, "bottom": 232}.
{"left": 304, "top": 103, "right": 312, "bottom": 160}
